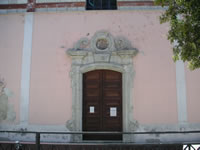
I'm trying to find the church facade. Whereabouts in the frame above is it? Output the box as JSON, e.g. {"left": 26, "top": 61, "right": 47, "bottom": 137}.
{"left": 0, "top": 0, "right": 200, "bottom": 144}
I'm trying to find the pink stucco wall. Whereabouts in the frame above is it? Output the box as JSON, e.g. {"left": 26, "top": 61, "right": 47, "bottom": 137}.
{"left": 0, "top": 10, "right": 200, "bottom": 130}
{"left": 29, "top": 14, "right": 72, "bottom": 125}
{"left": 132, "top": 18, "right": 178, "bottom": 124}
{"left": 29, "top": 10, "right": 178, "bottom": 125}
{"left": 185, "top": 67, "right": 200, "bottom": 123}
{"left": 0, "top": 14, "right": 24, "bottom": 124}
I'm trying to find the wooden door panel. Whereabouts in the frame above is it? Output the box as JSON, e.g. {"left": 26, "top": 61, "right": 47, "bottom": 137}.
{"left": 103, "top": 71, "right": 121, "bottom": 80}
{"left": 103, "top": 81, "right": 121, "bottom": 88}
{"left": 103, "top": 120, "right": 122, "bottom": 129}
{"left": 83, "top": 70, "right": 122, "bottom": 140}
{"left": 85, "top": 117, "right": 101, "bottom": 127}
{"left": 84, "top": 71, "right": 101, "bottom": 80}
{"left": 84, "top": 89, "right": 100, "bottom": 97}
{"left": 84, "top": 81, "right": 100, "bottom": 89}
{"left": 103, "top": 100, "right": 121, "bottom": 105}
{"left": 103, "top": 89, "right": 121, "bottom": 97}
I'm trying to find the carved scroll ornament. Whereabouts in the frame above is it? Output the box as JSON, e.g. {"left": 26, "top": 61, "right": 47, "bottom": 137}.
{"left": 67, "top": 30, "right": 138, "bottom": 63}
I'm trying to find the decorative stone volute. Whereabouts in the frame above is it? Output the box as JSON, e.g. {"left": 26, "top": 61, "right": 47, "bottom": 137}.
{"left": 67, "top": 30, "right": 138, "bottom": 65}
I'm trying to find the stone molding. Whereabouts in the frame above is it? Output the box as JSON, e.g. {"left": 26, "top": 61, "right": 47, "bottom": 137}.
{"left": 20, "top": 13, "right": 33, "bottom": 126}
{"left": 176, "top": 60, "right": 187, "bottom": 124}
{"left": 66, "top": 30, "right": 138, "bottom": 142}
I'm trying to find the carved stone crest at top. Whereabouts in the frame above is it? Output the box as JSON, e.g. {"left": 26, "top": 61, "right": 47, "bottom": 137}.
{"left": 67, "top": 31, "right": 138, "bottom": 65}
{"left": 96, "top": 38, "right": 109, "bottom": 50}
{"left": 69, "top": 30, "right": 138, "bottom": 54}
{"left": 90, "top": 31, "right": 115, "bottom": 52}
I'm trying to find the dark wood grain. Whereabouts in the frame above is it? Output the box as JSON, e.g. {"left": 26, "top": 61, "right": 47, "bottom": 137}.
{"left": 83, "top": 70, "right": 122, "bottom": 140}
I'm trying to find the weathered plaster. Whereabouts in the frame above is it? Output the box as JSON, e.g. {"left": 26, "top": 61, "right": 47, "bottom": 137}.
{"left": 0, "top": 94, "right": 8, "bottom": 121}
{"left": 66, "top": 30, "right": 138, "bottom": 142}
{"left": 0, "top": 76, "right": 16, "bottom": 122}
{"left": 1, "top": 123, "right": 200, "bottom": 143}
{"left": 0, "top": 124, "right": 70, "bottom": 142}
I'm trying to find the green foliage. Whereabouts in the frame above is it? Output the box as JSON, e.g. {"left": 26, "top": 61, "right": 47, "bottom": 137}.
{"left": 155, "top": 0, "right": 200, "bottom": 70}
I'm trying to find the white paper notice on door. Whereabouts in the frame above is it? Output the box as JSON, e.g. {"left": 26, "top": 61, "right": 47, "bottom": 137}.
{"left": 110, "top": 107, "right": 117, "bottom": 117}
{"left": 89, "top": 106, "right": 95, "bottom": 113}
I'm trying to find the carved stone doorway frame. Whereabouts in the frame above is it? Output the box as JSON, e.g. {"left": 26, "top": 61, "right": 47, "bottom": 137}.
{"left": 66, "top": 31, "right": 138, "bottom": 142}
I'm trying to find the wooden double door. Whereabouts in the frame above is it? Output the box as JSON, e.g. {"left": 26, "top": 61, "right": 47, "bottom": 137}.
{"left": 83, "top": 70, "right": 122, "bottom": 140}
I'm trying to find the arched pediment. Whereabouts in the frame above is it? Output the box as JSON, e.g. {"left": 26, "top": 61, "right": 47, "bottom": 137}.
{"left": 67, "top": 30, "right": 138, "bottom": 65}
